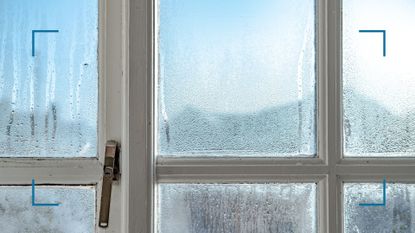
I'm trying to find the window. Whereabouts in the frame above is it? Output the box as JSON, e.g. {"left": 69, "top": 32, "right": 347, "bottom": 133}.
{"left": 129, "top": 0, "right": 415, "bottom": 232}
{"left": 155, "top": 0, "right": 319, "bottom": 231}
{"left": 3, "top": 0, "right": 414, "bottom": 232}
{"left": 0, "top": 0, "right": 98, "bottom": 158}
{"left": 157, "top": 0, "right": 317, "bottom": 158}
{"left": 343, "top": 0, "right": 415, "bottom": 157}
{"left": 344, "top": 183, "right": 415, "bottom": 232}
{"left": 130, "top": 0, "right": 324, "bottom": 232}
{"left": 341, "top": 0, "right": 415, "bottom": 232}
{"left": 0, "top": 186, "right": 95, "bottom": 232}
{"left": 158, "top": 184, "right": 317, "bottom": 232}
{"left": 0, "top": 0, "right": 123, "bottom": 232}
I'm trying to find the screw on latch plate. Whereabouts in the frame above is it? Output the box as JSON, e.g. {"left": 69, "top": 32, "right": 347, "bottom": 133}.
{"left": 99, "top": 140, "right": 120, "bottom": 228}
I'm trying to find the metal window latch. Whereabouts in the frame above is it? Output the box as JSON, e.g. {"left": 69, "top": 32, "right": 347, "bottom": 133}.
{"left": 99, "top": 140, "right": 120, "bottom": 228}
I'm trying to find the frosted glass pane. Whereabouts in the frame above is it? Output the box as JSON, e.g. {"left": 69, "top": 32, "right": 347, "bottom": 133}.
{"left": 158, "top": 183, "right": 317, "bottom": 233}
{"left": 157, "top": 0, "right": 316, "bottom": 157}
{"left": 343, "top": 0, "right": 415, "bottom": 157}
{"left": 0, "top": 186, "right": 95, "bottom": 233}
{"left": 344, "top": 183, "right": 415, "bottom": 233}
{"left": 0, "top": 0, "right": 98, "bottom": 157}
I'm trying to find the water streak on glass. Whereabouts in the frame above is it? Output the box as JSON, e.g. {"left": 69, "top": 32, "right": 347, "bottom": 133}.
{"left": 0, "top": 0, "right": 98, "bottom": 157}
{"left": 344, "top": 183, "right": 415, "bottom": 233}
{"left": 0, "top": 186, "right": 95, "bottom": 233}
{"left": 343, "top": 0, "right": 415, "bottom": 157}
{"left": 158, "top": 183, "right": 317, "bottom": 233}
{"left": 157, "top": 0, "right": 316, "bottom": 157}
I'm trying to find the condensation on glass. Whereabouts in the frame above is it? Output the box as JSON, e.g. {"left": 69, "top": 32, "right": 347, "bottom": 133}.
{"left": 343, "top": 0, "right": 415, "bottom": 157}
{"left": 0, "top": 186, "right": 95, "bottom": 233}
{"left": 158, "top": 183, "right": 317, "bottom": 233}
{"left": 157, "top": 0, "right": 316, "bottom": 157}
{"left": 344, "top": 183, "right": 415, "bottom": 233}
{"left": 0, "top": 0, "right": 98, "bottom": 157}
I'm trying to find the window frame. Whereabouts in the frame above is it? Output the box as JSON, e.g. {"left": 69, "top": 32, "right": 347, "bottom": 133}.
{"left": 127, "top": 0, "right": 415, "bottom": 233}
{"left": 0, "top": 0, "right": 125, "bottom": 232}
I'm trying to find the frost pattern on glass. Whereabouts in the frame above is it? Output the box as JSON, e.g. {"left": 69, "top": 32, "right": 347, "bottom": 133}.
{"left": 0, "top": 0, "right": 98, "bottom": 157}
{"left": 343, "top": 0, "right": 415, "bottom": 157}
{"left": 0, "top": 186, "right": 95, "bottom": 233}
{"left": 344, "top": 183, "right": 415, "bottom": 233}
{"left": 158, "top": 183, "right": 317, "bottom": 233}
{"left": 157, "top": 0, "right": 316, "bottom": 157}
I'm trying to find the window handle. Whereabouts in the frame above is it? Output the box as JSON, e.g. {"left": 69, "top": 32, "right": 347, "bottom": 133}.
{"left": 99, "top": 140, "right": 120, "bottom": 228}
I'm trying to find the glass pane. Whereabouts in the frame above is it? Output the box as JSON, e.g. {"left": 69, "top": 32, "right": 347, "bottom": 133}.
{"left": 0, "top": 186, "right": 95, "bottom": 233}
{"left": 157, "top": 0, "right": 316, "bottom": 157}
{"left": 343, "top": 0, "right": 415, "bottom": 157}
{"left": 0, "top": 0, "right": 98, "bottom": 157}
{"left": 158, "top": 183, "right": 317, "bottom": 233}
{"left": 344, "top": 183, "right": 415, "bottom": 233}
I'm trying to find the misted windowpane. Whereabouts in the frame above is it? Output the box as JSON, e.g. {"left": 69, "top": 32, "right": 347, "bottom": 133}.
{"left": 0, "top": 186, "right": 95, "bottom": 233}
{"left": 0, "top": 0, "right": 98, "bottom": 157}
{"left": 344, "top": 183, "right": 415, "bottom": 233}
{"left": 157, "top": 0, "right": 316, "bottom": 157}
{"left": 158, "top": 184, "right": 317, "bottom": 233}
{"left": 343, "top": 0, "right": 415, "bottom": 157}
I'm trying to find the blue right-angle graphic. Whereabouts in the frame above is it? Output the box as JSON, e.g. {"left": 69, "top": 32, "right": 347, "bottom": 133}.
{"left": 31, "top": 178, "right": 60, "bottom": 207}
{"left": 359, "top": 177, "right": 386, "bottom": 207}
{"left": 359, "top": 30, "right": 387, "bottom": 57}
{"left": 31, "top": 29, "right": 59, "bottom": 57}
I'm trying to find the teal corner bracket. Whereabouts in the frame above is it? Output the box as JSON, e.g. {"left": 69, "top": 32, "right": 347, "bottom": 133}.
{"left": 359, "top": 177, "right": 386, "bottom": 207}
{"left": 31, "top": 178, "right": 60, "bottom": 207}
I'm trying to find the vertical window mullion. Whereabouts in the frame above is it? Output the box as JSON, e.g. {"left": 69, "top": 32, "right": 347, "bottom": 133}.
{"left": 316, "top": 0, "right": 330, "bottom": 228}
{"left": 127, "top": 0, "right": 153, "bottom": 232}
{"left": 326, "top": 0, "right": 343, "bottom": 232}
